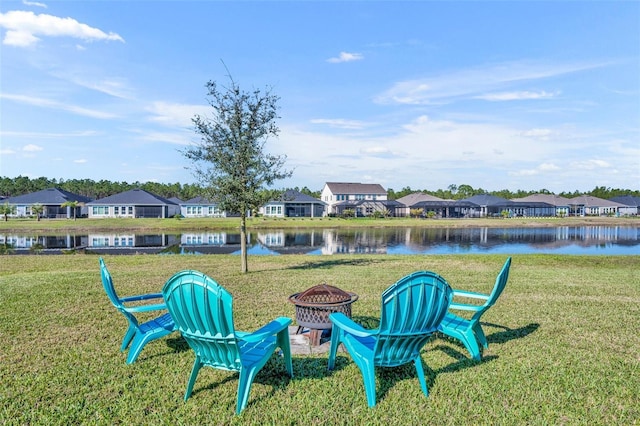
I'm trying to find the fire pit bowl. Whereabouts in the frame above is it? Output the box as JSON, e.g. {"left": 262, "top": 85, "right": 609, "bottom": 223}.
{"left": 289, "top": 284, "right": 359, "bottom": 334}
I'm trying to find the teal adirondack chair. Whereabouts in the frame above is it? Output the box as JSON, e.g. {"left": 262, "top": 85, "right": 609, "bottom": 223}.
{"left": 438, "top": 257, "right": 512, "bottom": 360}
{"left": 99, "top": 258, "right": 175, "bottom": 364}
{"left": 327, "top": 271, "right": 452, "bottom": 407}
{"left": 162, "top": 270, "right": 293, "bottom": 414}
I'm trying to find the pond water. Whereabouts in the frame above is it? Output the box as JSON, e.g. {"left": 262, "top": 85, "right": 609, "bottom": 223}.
{"left": 2, "top": 226, "right": 639, "bottom": 255}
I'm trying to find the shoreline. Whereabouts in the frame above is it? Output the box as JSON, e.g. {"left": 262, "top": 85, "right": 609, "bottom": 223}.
{"left": 0, "top": 216, "right": 637, "bottom": 234}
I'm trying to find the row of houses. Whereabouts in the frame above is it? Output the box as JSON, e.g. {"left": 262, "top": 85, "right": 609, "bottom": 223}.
{"left": 2, "top": 182, "right": 639, "bottom": 220}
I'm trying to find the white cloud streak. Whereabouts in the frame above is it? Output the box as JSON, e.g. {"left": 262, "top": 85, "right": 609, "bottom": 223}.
{"left": 327, "top": 51, "right": 364, "bottom": 63}
{"left": 475, "top": 90, "right": 559, "bottom": 101}
{"left": 0, "top": 10, "right": 124, "bottom": 47}
{"left": 22, "top": 1, "right": 47, "bottom": 8}
{"left": 1, "top": 93, "right": 117, "bottom": 119}
{"left": 310, "top": 118, "right": 368, "bottom": 130}
{"left": 375, "top": 60, "right": 609, "bottom": 105}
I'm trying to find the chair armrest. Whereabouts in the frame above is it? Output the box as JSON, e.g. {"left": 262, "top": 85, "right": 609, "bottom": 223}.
{"left": 329, "top": 312, "right": 376, "bottom": 338}
{"left": 120, "top": 293, "right": 164, "bottom": 303}
{"left": 448, "top": 302, "right": 483, "bottom": 312}
{"left": 452, "top": 289, "right": 490, "bottom": 300}
{"left": 124, "top": 303, "right": 167, "bottom": 313}
{"left": 240, "top": 317, "right": 292, "bottom": 343}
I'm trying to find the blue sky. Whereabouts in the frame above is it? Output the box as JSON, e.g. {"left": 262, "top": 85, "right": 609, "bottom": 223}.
{"left": 1, "top": 1, "right": 638, "bottom": 194}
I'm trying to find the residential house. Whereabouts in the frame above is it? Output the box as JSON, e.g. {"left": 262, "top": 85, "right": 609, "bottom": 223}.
{"left": 609, "top": 195, "right": 640, "bottom": 216}
{"left": 567, "top": 195, "right": 628, "bottom": 217}
{"left": 4, "top": 187, "right": 92, "bottom": 219}
{"left": 86, "top": 188, "right": 179, "bottom": 218}
{"left": 259, "top": 189, "right": 326, "bottom": 218}
{"left": 321, "top": 182, "right": 403, "bottom": 217}
{"left": 511, "top": 194, "right": 570, "bottom": 217}
{"left": 181, "top": 196, "right": 227, "bottom": 218}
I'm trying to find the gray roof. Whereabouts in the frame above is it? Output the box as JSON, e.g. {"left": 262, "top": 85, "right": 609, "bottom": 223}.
{"left": 269, "top": 190, "right": 326, "bottom": 204}
{"left": 610, "top": 195, "right": 640, "bottom": 207}
{"left": 88, "top": 188, "right": 177, "bottom": 205}
{"left": 568, "top": 195, "right": 626, "bottom": 207}
{"left": 462, "top": 194, "right": 513, "bottom": 206}
{"left": 513, "top": 194, "right": 571, "bottom": 206}
{"left": 324, "top": 182, "right": 386, "bottom": 195}
{"left": 396, "top": 192, "right": 444, "bottom": 206}
{"left": 183, "top": 196, "right": 218, "bottom": 205}
{"left": 6, "top": 187, "right": 93, "bottom": 204}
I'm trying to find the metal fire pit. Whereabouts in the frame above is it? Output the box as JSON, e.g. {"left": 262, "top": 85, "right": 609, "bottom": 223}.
{"left": 288, "top": 283, "right": 358, "bottom": 346}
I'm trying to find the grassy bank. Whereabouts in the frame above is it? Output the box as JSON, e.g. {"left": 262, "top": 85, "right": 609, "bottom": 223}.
{"left": 1, "top": 254, "right": 638, "bottom": 424}
{"left": 0, "top": 215, "right": 637, "bottom": 233}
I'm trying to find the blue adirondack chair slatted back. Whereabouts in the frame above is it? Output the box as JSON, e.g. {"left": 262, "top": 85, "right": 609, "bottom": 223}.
{"left": 375, "top": 271, "right": 452, "bottom": 367}
{"left": 470, "top": 257, "right": 511, "bottom": 321}
{"left": 99, "top": 258, "right": 139, "bottom": 327}
{"left": 163, "top": 270, "right": 243, "bottom": 371}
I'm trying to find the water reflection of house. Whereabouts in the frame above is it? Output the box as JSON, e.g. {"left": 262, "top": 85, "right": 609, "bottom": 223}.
{"left": 321, "top": 229, "right": 388, "bottom": 254}
{"left": 87, "top": 233, "right": 178, "bottom": 248}
{"left": 0, "top": 233, "right": 86, "bottom": 250}
{"left": 256, "top": 230, "right": 324, "bottom": 254}
{"left": 181, "top": 232, "right": 227, "bottom": 245}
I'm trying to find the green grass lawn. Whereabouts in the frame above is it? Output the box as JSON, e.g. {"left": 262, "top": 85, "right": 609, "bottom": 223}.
{"left": 1, "top": 254, "right": 639, "bottom": 424}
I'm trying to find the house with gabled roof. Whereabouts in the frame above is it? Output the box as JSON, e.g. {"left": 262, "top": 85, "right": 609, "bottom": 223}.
{"left": 180, "top": 196, "right": 228, "bottom": 218}
{"left": 4, "top": 187, "right": 93, "bottom": 219}
{"left": 86, "top": 188, "right": 179, "bottom": 218}
{"left": 609, "top": 195, "right": 640, "bottom": 216}
{"left": 259, "top": 189, "right": 327, "bottom": 218}
{"left": 568, "top": 195, "right": 630, "bottom": 217}
{"left": 321, "top": 182, "right": 395, "bottom": 216}
{"left": 512, "top": 194, "right": 570, "bottom": 217}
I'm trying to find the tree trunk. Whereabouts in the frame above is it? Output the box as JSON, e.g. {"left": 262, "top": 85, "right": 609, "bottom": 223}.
{"left": 240, "top": 214, "right": 248, "bottom": 273}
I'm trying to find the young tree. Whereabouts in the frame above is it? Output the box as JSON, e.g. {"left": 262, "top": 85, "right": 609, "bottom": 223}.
{"left": 0, "top": 202, "right": 16, "bottom": 221}
{"left": 61, "top": 200, "right": 79, "bottom": 220}
{"left": 31, "top": 203, "right": 44, "bottom": 221}
{"left": 184, "top": 75, "right": 292, "bottom": 273}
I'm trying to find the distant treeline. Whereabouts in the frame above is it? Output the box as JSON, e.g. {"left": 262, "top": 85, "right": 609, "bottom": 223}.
{"left": 0, "top": 176, "right": 637, "bottom": 201}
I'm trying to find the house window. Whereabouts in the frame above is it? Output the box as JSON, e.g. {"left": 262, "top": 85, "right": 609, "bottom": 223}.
{"left": 114, "top": 206, "right": 119, "bottom": 215}
{"left": 92, "top": 206, "right": 109, "bottom": 215}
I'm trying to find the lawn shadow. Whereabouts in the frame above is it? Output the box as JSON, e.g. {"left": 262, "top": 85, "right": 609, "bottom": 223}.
{"left": 437, "top": 322, "right": 540, "bottom": 359}
{"left": 485, "top": 322, "right": 540, "bottom": 344}
{"left": 165, "top": 335, "right": 190, "bottom": 353}
{"left": 286, "top": 258, "right": 388, "bottom": 270}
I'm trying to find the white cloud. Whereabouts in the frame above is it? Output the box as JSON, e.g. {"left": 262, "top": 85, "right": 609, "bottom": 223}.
{"left": 570, "top": 159, "right": 611, "bottom": 170}
{"left": 475, "top": 90, "right": 559, "bottom": 101}
{"left": 0, "top": 148, "right": 17, "bottom": 155}
{"left": 22, "top": 1, "right": 47, "bottom": 8}
{"left": 23, "top": 144, "right": 43, "bottom": 152}
{"left": 327, "top": 51, "right": 364, "bottom": 63}
{"left": 375, "top": 60, "right": 608, "bottom": 105}
{"left": 0, "top": 10, "right": 124, "bottom": 47}
{"left": 521, "top": 128, "right": 553, "bottom": 140}
{"left": 147, "top": 101, "right": 208, "bottom": 128}
{"left": 310, "top": 118, "right": 367, "bottom": 130}
{"left": 1, "top": 93, "right": 117, "bottom": 119}
{"left": 73, "top": 159, "right": 87, "bottom": 164}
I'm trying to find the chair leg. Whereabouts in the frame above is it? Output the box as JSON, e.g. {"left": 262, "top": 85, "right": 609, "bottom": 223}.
{"left": 352, "top": 354, "right": 377, "bottom": 407}
{"left": 184, "top": 358, "right": 202, "bottom": 401}
{"left": 473, "top": 322, "right": 488, "bottom": 349}
{"left": 276, "top": 329, "right": 293, "bottom": 377}
{"left": 327, "top": 327, "right": 341, "bottom": 370}
{"left": 413, "top": 357, "right": 429, "bottom": 397}
{"left": 121, "top": 325, "right": 136, "bottom": 352}
{"left": 236, "top": 367, "right": 259, "bottom": 414}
